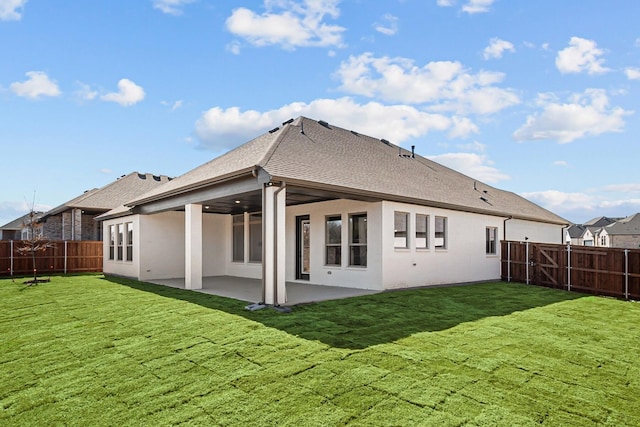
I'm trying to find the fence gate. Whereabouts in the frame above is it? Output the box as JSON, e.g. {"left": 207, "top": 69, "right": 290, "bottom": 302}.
{"left": 531, "top": 243, "right": 564, "bottom": 289}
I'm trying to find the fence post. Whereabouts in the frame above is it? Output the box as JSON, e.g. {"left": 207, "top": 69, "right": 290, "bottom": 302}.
{"left": 625, "top": 249, "right": 629, "bottom": 300}
{"left": 64, "top": 241, "right": 68, "bottom": 275}
{"left": 526, "top": 241, "right": 530, "bottom": 285}
{"left": 507, "top": 241, "right": 511, "bottom": 282}
{"left": 10, "top": 240, "right": 14, "bottom": 276}
{"left": 567, "top": 244, "right": 571, "bottom": 292}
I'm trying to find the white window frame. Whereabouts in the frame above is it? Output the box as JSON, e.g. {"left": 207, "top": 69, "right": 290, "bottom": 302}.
{"left": 416, "top": 214, "right": 429, "bottom": 249}
{"left": 394, "top": 211, "right": 409, "bottom": 249}
{"left": 435, "top": 216, "right": 447, "bottom": 249}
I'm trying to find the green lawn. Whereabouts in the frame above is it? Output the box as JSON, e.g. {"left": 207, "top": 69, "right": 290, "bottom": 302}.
{"left": 1, "top": 275, "right": 639, "bottom": 426}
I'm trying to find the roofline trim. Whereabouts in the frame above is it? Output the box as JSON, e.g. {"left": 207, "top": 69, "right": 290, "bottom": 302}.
{"left": 126, "top": 167, "right": 259, "bottom": 207}
{"left": 277, "top": 177, "right": 570, "bottom": 226}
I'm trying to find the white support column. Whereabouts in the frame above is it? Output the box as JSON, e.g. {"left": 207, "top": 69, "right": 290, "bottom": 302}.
{"left": 275, "top": 185, "right": 287, "bottom": 305}
{"left": 262, "top": 184, "right": 287, "bottom": 305}
{"left": 185, "top": 203, "right": 203, "bottom": 290}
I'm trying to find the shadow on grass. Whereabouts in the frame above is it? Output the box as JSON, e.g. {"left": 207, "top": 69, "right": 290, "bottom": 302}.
{"left": 104, "top": 276, "right": 585, "bottom": 350}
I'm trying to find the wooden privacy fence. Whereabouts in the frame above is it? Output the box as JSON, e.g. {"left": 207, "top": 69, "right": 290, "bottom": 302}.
{"left": 0, "top": 240, "right": 103, "bottom": 276}
{"left": 501, "top": 241, "right": 640, "bottom": 300}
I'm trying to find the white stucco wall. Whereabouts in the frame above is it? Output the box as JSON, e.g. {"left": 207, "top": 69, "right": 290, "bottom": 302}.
{"left": 380, "top": 201, "right": 504, "bottom": 289}
{"left": 286, "top": 200, "right": 384, "bottom": 290}
{"left": 505, "top": 219, "right": 564, "bottom": 244}
{"left": 138, "top": 211, "right": 185, "bottom": 281}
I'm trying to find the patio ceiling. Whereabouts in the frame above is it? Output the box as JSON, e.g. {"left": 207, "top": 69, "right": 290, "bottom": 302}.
{"left": 196, "top": 185, "right": 382, "bottom": 215}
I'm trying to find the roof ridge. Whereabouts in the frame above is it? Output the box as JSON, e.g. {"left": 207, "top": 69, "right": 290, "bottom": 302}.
{"left": 256, "top": 116, "right": 301, "bottom": 170}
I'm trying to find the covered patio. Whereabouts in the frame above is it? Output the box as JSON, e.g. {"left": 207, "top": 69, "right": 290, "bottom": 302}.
{"left": 148, "top": 276, "right": 379, "bottom": 306}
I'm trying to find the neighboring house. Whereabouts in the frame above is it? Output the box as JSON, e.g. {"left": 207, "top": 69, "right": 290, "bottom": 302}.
{"left": 0, "top": 212, "right": 44, "bottom": 240}
{"left": 40, "top": 172, "right": 172, "bottom": 241}
{"left": 98, "top": 117, "right": 568, "bottom": 305}
{"left": 565, "top": 224, "right": 590, "bottom": 246}
{"left": 598, "top": 213, "right": 640, "bottom": 249}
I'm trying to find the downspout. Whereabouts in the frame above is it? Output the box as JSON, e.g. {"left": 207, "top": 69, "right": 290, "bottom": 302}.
{"left": 261, "top": 186, "right": 267, "bottom": 304}
{"left": 273, "top": 182, "right": 286, "bottom": 306}
{"left": 503, "top": 216, "right": 512, "bottom": 242}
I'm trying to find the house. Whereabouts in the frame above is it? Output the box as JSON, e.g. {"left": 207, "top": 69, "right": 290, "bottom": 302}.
{"left": 98, "top": 117, "right": 568, "bottom": 305}
{"left": 40, "top": 172, "right": 172, "bottom": 241}
{"left": 565, "top": 216, "right": 624, "bottom": 247}
{"left": 598, "top": 213, "right": 640, "bottom": 248}
{"left": 0, "top": 212, "right": 44, "bottom": 240}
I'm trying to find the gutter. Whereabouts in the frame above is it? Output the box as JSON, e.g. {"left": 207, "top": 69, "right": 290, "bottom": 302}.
{"left": 127, "top": 167, "right": 259, "bottom": 208}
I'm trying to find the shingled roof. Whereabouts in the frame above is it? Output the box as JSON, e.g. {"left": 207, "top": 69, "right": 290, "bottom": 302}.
{"left": 603, "top": 213, "right": 640, "bottom": 235}
{"left": 127, "top": 117, "right": 567, "bottom": 225}
{"left": 43, "top": 172, "right": 172, "bottom": 218}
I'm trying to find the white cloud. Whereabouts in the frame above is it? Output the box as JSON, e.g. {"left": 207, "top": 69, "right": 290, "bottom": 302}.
{"left": 0, "top": 0, "right": 26, "bottom": 21}
{"left": 101, "top": 79, "right": 145, "bottom": 107}
{"left": 553, "top": 160, "right": 569, "bottom": 167}
{"left": 162, "top": 99, "right": 183, "bottom": 111}
{"left": 625, "top": 67, "right": 640, "bottom": 80}
{"left": 10, "top": 71, "right": 61, "bottom": 99}
{"left": 226, "top": 40, "right": 242, "bottom": 55}
{"left": 99, "top": 168, "right": 112, "bottom": 174}
{"left": 462, "top": 0, "right": 495, "bottom": 14}
{"left": 374, "top": 14, "right": 398, "bottom": 36}
{"left": 483, "top": 37, "right": 515, "bottom": 60}
{"left": 152, "top": 0, "right": 195, "bottom": 16}
{"left": 448, "top": 116, "right": 479, "bottom": 139}
{"left": 556, "top": 37, "right": 610, "bottom": 75}
{"left": 601, "top": 183, "right": 640, "bottom": 193}
{"left": 194, "top": 97, "right": 451, "bottom": 152}
{"left": 436, "top": 0, "right": 494, "bottom": 14}
{"left": 513, "top": 89, "right": 631, "bottom": 143}
{"left": 521, "top": 189, "right": 640, "bottom": 223}
{"left": 225, "top": 0, "right": 345, "bottom": 50}
{"left": 428, "top": 152, "right": 509, "bottom": 183}
{"left": 335, "top": 53, "right": 520, "bottom": 115}
{"left": 74, "top": 82, "right": 98, "bottom": 101}
{"left": 456, "top": 140, "right": 486, "bottom": 152}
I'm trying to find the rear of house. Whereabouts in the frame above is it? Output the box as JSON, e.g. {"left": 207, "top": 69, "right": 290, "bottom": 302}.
{"left": 100, "top": 117, "right": 567, "bottom": 304}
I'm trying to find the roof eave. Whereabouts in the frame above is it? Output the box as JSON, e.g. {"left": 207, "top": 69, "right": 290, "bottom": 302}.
{"left": 275, "top": 177, "right": 569, "bottom": 226}
{"left": 126, "top": 167, "right": 259, "bottom": 208}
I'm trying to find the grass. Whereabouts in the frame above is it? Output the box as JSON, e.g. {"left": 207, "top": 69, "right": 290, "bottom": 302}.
{"left": 1, "top": 275, "right": 639, "bottom": 426}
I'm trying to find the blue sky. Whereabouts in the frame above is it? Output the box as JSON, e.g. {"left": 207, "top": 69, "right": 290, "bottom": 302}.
{"left": 1, "top": 0, "right": 639, "bottom": 226}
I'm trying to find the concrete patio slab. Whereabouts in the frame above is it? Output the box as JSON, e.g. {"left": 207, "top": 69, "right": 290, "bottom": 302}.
{"left": 148, "top": 276, "right": 379, "bottom": 306}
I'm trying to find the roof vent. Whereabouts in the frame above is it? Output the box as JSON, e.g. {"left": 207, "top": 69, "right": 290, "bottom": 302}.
{"left": 381, "top": 139, "right": 391, "bottom": 146}
{"left": 318, "top": 120, "right": 331, "bottom": 129}
{"left": 138, "top": 173, "right": 147, "bottom": 180}
{"left": 268, "top": 127, "right": 280, "bottom": 134}
{"left": 350, "top": 130, "right": 359, "bottom": 136}
{"left": 153, "top": 175, "right": 161, "bottom": 181}
{"left": 282, "top": 118, "right": 294, "bottom": 126}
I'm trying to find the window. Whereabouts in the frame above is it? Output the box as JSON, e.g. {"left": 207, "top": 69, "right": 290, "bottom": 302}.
{"left": 109, "top": 225, "right": 115, "bottom": 260}
{"left": 416, "top": 214, "right": 429, "bottom": 249}
{"left": 232, "top": 214, "right": 244, "bottom": 262}
{"left": 394, "top": 212, "right": 409, "bottom": 248}
{"left": 249, "top": 213, "right": 262, "bottom": 262}
{"left": 435, "top": 216, "right": 447, "bottom": 249}
{"left": 325, "top": 215, "right": 342, "bottom": 266}
{"left": 349, "top": 213, "right": 367, "bottom": 266}
{"left": 126, "top": 222, "right": 133, "bottom": 262}
{"left": 486, "top": 227, "right": 497, "bottom": 254}
{"left": 116, "top": 224, "right": 124, "bottom": 261}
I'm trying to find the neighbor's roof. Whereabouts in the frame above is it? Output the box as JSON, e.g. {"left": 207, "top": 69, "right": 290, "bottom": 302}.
{"left": 127, "top": 117, "right": 568, "bottom": 225}
{"left": 583, "top": 216, "right": 619, "bottom": 227}
{"left": 566, "top": 224, "right": 587, "bottom": 239}
{"left": 602, "top": 213, "right": 640, "bottom": 235}
{"left": 0, "top": 212, "right": 44, "bottom": 230}
{"left": 43, "top": 172, "right": 172, "bottom": 218}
